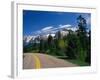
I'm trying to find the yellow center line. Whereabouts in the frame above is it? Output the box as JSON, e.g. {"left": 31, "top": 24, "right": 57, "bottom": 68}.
{"left": 33, "top": 54, "right": 41, "bottom": 69}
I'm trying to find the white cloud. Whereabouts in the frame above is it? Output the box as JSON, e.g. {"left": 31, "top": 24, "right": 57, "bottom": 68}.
{"left": 59, "top": 24, "right": 78, "bottom": 32}
{"left": 41, "top": 26, "right": 53, "bottom": 31}
{"left": 59, "top": 24, "right": 72, "bottom": 28}
{"left": 34, "top": 26, "right": 54, "bottom": 35}
{"left": 33, "top": 24, "right": 78, "bottom": 35}
{"left": 41, "top": 26, "right": 59, "bottom": 34}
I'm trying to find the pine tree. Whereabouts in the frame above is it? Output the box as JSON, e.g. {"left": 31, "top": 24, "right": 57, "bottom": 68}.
{"left": 77, "top": 15, "right": 89, "bottom": 61}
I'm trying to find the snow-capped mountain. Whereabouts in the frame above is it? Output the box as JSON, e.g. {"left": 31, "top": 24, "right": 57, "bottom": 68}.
{"left": 23, "top": 27, "right": 78, "bottom": 45}
{"left": 23, "top": 36, "right": 37, "bottom": 46}
{"left": 23, "top": 36, "right": 37, "bottom": 43}
{"left": 23, "top": 33, "right": 56, "bottom": 45}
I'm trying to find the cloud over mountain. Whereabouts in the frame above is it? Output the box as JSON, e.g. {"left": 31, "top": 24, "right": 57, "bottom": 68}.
{"left": 32, "top": 24, "right": 78, "bottom": 36}
{"left": 59, "top": 24, "right": 71, "bottom": 28}
{"left": 41, "top": 26, "right": 53, "bottom": 31}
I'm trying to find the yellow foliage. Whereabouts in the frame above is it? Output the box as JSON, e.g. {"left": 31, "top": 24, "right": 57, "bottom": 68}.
{"left": 58, "top": 39, "right": 66, "bottom": 49}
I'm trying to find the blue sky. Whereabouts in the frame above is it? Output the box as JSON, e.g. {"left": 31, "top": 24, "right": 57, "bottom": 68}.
{"left": 23, "top": 10, "right": 91, "bottom": 36}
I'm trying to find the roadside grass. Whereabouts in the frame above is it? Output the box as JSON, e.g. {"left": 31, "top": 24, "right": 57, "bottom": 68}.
{"left": 67, "top": 59, "right": 90, "bottom": 66}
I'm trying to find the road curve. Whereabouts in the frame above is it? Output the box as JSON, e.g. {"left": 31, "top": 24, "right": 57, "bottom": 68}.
{"left": 23, "top": 53, "right": 77, "bottom": 69}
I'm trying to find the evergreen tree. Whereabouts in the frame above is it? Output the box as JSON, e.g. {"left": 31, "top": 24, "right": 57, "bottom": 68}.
{"left": 65, "top": 33, "right": 78, "bottom": 59}
{"left": 77, "top": 15, "right": 89, "bottom": 61}
{"left": 39, "top": 39, "right": 45, "bottom": 53}
{"left": 47, "top": 34, "right": 53, "bottom": 46}
{"left": 85, "top": 31, "right": 91, "bottom": 64}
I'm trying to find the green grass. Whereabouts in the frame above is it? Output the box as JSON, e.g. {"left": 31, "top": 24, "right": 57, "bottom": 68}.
{"left": 67, "top": 59, "right": 90, "bottom": 66}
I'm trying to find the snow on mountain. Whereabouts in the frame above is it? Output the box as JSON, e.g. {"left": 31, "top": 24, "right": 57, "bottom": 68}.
{"left": 60, "top": 30, "right": 69, "bottom": 37}
{"left": 23, "top": 35, "right": 37, "bottom": 46}
{"left": 23, "top": 26, "right": 78, "bottom": 45}
{"left": 23, "top": 36, "right": 36, "bottom": 43}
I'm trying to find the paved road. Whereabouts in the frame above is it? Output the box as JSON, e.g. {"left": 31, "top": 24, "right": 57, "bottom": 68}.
{"left": 23, "top": 53, "right": 77, "bottom": 69}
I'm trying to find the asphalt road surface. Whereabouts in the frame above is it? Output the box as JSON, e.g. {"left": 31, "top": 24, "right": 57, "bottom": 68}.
{"left": 23, "top": 53, "right": 77, "bottom": 69}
